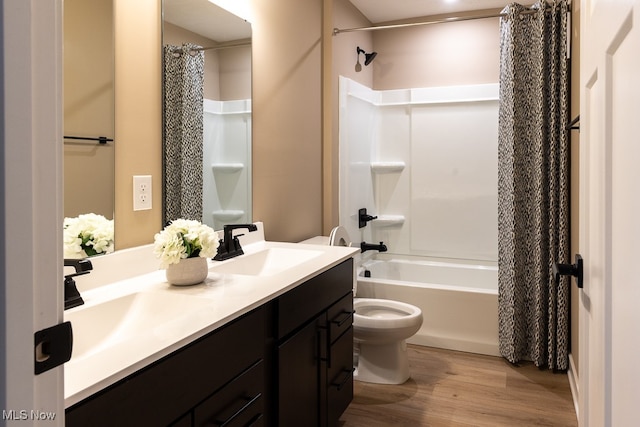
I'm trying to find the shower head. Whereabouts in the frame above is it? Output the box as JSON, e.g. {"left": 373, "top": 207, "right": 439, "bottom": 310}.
{"left": 357, "top": 47, "right": 377, "bottom": 66}
{"left": 364, "top": 51, "right": 377, "bottom": 65}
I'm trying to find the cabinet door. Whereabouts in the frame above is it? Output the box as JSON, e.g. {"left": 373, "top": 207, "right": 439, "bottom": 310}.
{"left": 277, "top": 315, "right": 323, "bottom": 427}
{"left": 327, "top": 327, "right": 354, "bottom": 426}
{"left": 277, "top": 259, "right": 353, "bottom": 340}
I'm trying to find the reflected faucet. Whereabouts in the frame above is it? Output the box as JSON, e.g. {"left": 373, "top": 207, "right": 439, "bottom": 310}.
{"left": 63, "top": 258, "right": 92, "bottom": 310}
{"left": 360, "top": 241, "right": 388, "bottom": 253}
{"left": 213, "top": 223, "right": 258, "bottom": 261}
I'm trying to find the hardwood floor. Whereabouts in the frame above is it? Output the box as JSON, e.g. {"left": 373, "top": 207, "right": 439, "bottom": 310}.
{"left": 339, "top": 345, "right": 577, "bottom": 427}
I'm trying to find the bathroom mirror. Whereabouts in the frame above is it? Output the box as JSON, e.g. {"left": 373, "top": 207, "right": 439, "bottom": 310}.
{"left": 163, "top": 0, "right": 252, "bottom": 230}
{"left": 63, "top": 0, "right": 115, "bottom": 256}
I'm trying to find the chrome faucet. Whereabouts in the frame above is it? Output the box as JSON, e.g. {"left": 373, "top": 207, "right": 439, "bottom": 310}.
{"left": 213, "top": 223, "right": 258, "bottom": 261}
{"left": 360, "top": 241, "right": 388, "bottom": 253}
{"left": 63, "top": 258, "right": 92, "bottom": 310}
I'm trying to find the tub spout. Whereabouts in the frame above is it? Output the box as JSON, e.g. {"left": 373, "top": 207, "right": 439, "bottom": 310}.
{"left": 360, "top": 241, "right": 387, "bottom": 253}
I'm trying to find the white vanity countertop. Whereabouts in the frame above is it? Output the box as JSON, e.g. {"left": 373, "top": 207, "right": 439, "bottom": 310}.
{"left": 64, "top": 238, "right": 358, "bottom": 407}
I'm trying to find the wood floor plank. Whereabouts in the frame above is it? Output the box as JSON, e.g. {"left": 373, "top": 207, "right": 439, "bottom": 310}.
{"left": 339, "top": 345, "right": 577, "bottom": 427}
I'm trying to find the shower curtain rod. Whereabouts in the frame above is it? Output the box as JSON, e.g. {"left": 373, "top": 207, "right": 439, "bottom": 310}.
{"left": 333, "top": 8, "right": 540, "bottom": 35}
{"left": 171, "top": 41, "right": 251, "bottom": 54}
{"left": 192, "top": 41, "right": 251, "bottom": 52}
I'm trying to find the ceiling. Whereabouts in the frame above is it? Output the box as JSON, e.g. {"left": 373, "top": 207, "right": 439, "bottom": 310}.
{"left": 163, "top": 0, "right": 513, "bottom": 43}
{"left": 163, "top": 0, "right": 251, "bottom": 43}
{"left": 350, "top": 0, "right": 513, "bottom": 23}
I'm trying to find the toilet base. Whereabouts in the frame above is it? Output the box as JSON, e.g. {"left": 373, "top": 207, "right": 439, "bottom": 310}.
{"left": 354, "top": 340, "right": 410, "bottom": 385}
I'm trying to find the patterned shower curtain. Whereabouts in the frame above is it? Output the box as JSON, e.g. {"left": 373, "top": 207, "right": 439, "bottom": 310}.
{"left": 163, "top": 44, "right": 204, "bottom": 224}
{"left": 497, "top": 1, "right": 570, "bottom": 370}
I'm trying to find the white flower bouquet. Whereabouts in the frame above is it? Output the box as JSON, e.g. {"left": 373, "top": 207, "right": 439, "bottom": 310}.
{"left": 153, "top": 219, "right": 219, "bottom": 269}
{"left": 63, "top": 213, "right": 115, "bottom": 258}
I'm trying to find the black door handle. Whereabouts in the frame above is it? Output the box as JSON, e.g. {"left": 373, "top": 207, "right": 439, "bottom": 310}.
{"left": 553, "top": 254, "right": 583, "bottom": 288}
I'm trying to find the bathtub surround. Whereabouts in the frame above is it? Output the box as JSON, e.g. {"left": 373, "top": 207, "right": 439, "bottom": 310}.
{"left": 339, "top": 77, "right": 499, "bottom": 262}
{"left": 339, "top": 77, "right": 500, "bottom": 355}
{"left": 497, "top": 0, "right": 570, "bottom": 370}
{"left": 203, "top": 98, "right": 252, "bottom": 230}
{"left": 163, "top": 43, "right": 205, "bottom": 224}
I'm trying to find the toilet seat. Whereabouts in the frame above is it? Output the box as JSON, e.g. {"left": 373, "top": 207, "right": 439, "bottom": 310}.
{"left": 329, "top": 226, "right": 351, "bottom": 247}
{"left": 353, "top": 298, "right": 422, "bottom": 329}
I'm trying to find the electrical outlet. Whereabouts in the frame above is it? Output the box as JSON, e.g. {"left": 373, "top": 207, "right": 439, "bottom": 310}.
{"left": 133, "top": 175, "right": 152, "bottom": 211}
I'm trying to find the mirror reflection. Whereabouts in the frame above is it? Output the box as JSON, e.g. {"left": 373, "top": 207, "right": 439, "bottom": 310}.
{"left": 163, "top": 0, "right": 252, "bottom": 230}
{"left": 63, "top": 0, "right": 115, "bottom": 258}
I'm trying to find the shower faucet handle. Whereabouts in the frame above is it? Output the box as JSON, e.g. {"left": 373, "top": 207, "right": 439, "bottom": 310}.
{"left": 358, "top": 208, "right": 378, "bottom": 228}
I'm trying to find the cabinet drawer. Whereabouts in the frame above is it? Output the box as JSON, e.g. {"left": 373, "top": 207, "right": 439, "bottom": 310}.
{"left": 278, "top": 259, "right": 353, "bottom": 340}
{"left": 327, "top": 293, "right": 353, "bottom": 345}
{"left": 194, "top": 360, "right": 264, "bottom": 427}
{"left": 327, "top": 327, "right": 353, "bottom": 426}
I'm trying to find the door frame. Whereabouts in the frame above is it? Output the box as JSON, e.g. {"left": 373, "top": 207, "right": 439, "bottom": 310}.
{"left": 1, "top": 1, "right": 64, "bottom": 424}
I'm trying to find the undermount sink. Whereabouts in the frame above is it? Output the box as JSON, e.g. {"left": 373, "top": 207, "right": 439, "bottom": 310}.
{"left": 210, "top": 247, "right": 323, "bottom": 276}
{"left": 65, "top": 291, "right": 213, "bottom": 361}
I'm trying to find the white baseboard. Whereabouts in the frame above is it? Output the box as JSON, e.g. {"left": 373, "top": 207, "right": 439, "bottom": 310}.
{"left": 567, "top": 352, "right": 580, "bottom": 421}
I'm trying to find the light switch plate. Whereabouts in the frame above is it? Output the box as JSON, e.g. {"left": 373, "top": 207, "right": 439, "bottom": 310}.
{"left": 133, "top": 175, "right": 152, "bottom": 211}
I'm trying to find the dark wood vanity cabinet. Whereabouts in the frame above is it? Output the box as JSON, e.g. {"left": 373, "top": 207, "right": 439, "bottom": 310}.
{"left": 276, "top": 259, "right": 354, "bottom": 427}
{"left": 65, "top": 258, "right": 354, "bottom": 427}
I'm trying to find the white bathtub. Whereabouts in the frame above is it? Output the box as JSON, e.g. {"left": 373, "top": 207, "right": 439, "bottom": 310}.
{"left": 356, "top": 255, "right": 499, "bottom": 356}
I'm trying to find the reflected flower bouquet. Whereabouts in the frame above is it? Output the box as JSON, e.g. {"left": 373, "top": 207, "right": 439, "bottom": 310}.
{"left": 63, "top": 213, "right": 115, "bottom": 258}
{"left": 153, "top": 219, "right": 219, "bottom": 268}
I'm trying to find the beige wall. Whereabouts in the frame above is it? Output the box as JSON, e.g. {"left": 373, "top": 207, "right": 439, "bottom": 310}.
{"left": 64, "top": 0, "right": 114, "bottom": 219}
{"left": 371, "top": 12, "right": 501, "bottom": 90}
{"left": 251, "top": 0, "right": 324, "bottom": 242}
{"left": 218, "top": 46, "right": 252, "bottom": 101}
{"left": 113, "top": 0, "right": 163, "bottom": 249}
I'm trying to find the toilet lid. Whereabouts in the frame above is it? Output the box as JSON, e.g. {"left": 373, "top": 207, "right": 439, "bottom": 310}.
{"left": 329, "top": 226, "right": 351, "bottom": 247}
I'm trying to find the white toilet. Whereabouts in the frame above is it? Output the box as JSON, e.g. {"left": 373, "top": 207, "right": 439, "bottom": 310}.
{"left": 352, "top": 297, "right": 422, "bottom": 384}
{"left": 315, "top": 226, "right": 424, "bottom": 385}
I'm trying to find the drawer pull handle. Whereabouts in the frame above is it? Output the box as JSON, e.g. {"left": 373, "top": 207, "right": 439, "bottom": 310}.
{"left": 331, "top": 310, "right": 355, "bottom": 327}
{"left": 331, "top": 368, "right": 353, "bottom": 391}
{"left": 247, "top": 413, "right": 263, "bottom": 426}
{"left": 317, "top": 327, "right": 329, "bottom": 366}
{"left": 214, "top": 392, "right": 262, "bottom": 427}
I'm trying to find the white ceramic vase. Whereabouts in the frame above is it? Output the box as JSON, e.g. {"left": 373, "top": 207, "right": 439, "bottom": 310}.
{"left": 165, "top": 256, "right": 208, "bottom": 286}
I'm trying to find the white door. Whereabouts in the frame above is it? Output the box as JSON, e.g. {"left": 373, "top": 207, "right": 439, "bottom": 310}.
{"left": 2, "top": 1, "right": 64, "bottom": 425}
{"left": 579, "top": 0, "right": 640, "bottom": 425}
